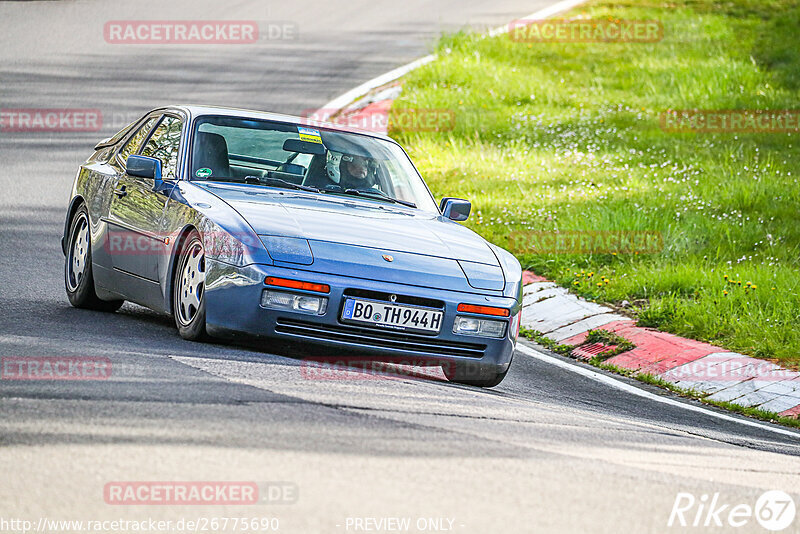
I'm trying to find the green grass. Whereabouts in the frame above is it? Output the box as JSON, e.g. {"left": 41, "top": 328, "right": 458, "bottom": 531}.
{"left": 519, "top": 327, "right": 574, "bottom": 355}
{"left": 704, "top": 398, "right": 800, "bottom": 429}
{"left": 584, "top": 329, "right": 636, "bottom": 360}
{"left": 394, "top": 0, "right": 800, "bottom": 368}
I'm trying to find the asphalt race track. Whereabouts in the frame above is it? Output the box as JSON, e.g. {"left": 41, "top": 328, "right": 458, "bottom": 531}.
{"left": 1, "top": 1, "right": 799, "bottom": 533}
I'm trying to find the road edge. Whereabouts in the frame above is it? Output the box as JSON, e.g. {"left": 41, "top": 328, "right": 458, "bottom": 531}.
{"left": 516, "top": 340, "right": 800, "bottom": 438}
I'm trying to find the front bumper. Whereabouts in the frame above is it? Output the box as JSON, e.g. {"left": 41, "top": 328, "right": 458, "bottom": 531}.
{"left": 204, "top": 259, "right": 519, "bottom": 373}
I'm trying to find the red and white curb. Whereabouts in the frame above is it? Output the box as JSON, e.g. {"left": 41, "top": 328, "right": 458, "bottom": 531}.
{"left": 522, "top": 271, "right": 800, "bottom": 418}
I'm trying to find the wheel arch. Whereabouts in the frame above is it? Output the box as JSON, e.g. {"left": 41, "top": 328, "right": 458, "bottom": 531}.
{"left": 164, "top": 224, "right": 200, "bottom": 315}
{"left": 62, "top": 195, "right": 87, "bottom": 255}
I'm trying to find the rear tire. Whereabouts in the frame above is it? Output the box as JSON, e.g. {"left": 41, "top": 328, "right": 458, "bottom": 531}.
{"left": 173, "top": 231, "right": 208, "bottom": 341}
{"left": 64, "top": 205, "right": 124, "bottom": 312}
{"left": 442, "top": 361, "right": 509, "bottom": 388}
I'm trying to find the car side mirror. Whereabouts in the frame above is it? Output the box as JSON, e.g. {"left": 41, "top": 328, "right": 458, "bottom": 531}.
{"left": 440, "top": 197, "right": 471, "bottom": 222}
{"left": 126, "top": 155, "right": 163, "bottom": 189}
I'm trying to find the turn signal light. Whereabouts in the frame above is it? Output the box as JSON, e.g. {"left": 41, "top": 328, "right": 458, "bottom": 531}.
{"left": 265, "top": 276, "right": 330, "bottom": 294}
{"left": 456, "top": 304, "right": 511, "bottom": 317}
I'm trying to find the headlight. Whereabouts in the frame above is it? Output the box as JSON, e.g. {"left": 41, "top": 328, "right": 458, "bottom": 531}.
{"left": 261, "top": 289, "right": 328, "bottom": 315}
{"left": 453, "top": 316, "right": 506, "bottom": 338}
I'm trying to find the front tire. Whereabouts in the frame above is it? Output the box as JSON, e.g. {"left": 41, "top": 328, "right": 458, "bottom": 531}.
{"left": 64, "top": 205, "right": 124, "bottom": 312}
{"left": 173, "top": 231, "right": 208, "bottom": 341}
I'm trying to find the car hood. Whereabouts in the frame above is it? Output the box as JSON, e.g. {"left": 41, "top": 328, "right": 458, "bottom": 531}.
{"left": 198, "top": 183, "right": 500, "bottom": 265}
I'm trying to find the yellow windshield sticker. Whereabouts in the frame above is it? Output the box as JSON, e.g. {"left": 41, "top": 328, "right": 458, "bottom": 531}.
{"left": 298, "top": 127, "right": 322, "bottom": 144}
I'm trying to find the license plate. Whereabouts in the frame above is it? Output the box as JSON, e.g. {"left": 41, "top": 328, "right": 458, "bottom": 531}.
{"left": 341, "top": 298, "right": 443, "bottom": 333}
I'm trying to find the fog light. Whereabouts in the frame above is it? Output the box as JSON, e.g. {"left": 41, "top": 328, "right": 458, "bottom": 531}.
{"left": 296, "top": 295, "right": 325, "bottom": 313}
{"left": 261, "top": 290, "right": 328, "bottom": 315}
{"left": 453, "top": 315, "right": 506, "bottom": 338}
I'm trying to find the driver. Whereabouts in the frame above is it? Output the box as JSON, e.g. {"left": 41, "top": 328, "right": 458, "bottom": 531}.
{"left": 338, "top": 154, "right": 378, "bottom": 191}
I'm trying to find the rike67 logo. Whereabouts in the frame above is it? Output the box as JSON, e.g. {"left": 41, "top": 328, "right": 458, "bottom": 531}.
{"left": 669, "top": 490, "right": 796, "bottom": 531}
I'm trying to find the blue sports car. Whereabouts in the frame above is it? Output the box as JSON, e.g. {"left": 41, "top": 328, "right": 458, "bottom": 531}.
{"left": 62, "top": 106, "right": 522, "bottom": 386}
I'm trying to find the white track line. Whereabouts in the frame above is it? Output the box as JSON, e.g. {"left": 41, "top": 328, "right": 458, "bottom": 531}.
{"left": 321, "top": 56, "right": 437, "bottom": 112}
{"left": 516, "top": 344, "right": 800, "bottom": 439}
{"left": 487, "top": 0, "right": 588, "bottom": 36}
{"left": 319, "top": 0, "right": 588, "bottom": 112}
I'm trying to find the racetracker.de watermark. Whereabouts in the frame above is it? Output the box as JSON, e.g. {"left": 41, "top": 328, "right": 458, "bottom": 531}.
{"left": 662, "top": 356, "right": 798, "bottom": 382}
{"left": 0, "top": 108, "right": 102, "bottom": 132}
{"left": 104, "top": 230, "right": 263, "bottom": 259}
{"left": 302, "top": 107, "right": 494, "bottom": 134}
{"left": 103, "top": 20, "right": 297, "bottom": 44}
{"left": 0, "top": 517, "right": 280, "bottom": 533}
{"left": 300, "top": 357, "right": 455, "bottom": 382}
{"left": 508, "top": 230, "right": 664, "bottom": 255}
{"left": 104, "top": 481, "right": 298, "bottom": 505}
{"left": 660, "top": 110, "right": 800, "bottom": 133}
{"left": 508, "top": 18, "right": 663, "bottom": 43}
{"left": 1, "top": 356, "right": 112, "bottom": 380}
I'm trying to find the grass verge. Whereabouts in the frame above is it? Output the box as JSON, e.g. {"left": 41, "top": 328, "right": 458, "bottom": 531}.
{"left": 393, "top": 0, "right": 800, "bottom": 368}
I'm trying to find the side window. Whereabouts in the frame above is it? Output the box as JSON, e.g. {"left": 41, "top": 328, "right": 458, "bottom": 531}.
{"left": 141, "top": 116, "right": 182, "bottom": 180}
{"left": 118, "top": 117, "right": 157, "bottom": 163}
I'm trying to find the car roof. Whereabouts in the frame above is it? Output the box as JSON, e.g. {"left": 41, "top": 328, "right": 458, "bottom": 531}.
{"left": 155, "top": 104, "right": 397, "bottom": 144}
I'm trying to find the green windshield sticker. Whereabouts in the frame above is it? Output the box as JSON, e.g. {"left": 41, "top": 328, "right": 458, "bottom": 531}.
{"left": 298, "top": 127, "right": 322, "bottom": 144}
{"left": 196, "top": 167, "right": 212, "bottom": 178}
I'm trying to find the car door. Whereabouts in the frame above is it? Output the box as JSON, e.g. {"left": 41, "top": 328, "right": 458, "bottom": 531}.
{"left": 107, "top": 114, "right": 182, "bottom": 282}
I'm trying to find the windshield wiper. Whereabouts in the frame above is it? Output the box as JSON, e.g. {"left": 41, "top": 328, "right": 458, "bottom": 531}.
{"left": 246, "top": 176, "right": 320, "bottom": 193}
{"left": 342, "top": 188, "right": 416, "bottom": 208}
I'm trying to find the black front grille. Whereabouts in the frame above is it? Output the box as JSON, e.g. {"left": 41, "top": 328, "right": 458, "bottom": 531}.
{"left": 275, "top": 318, "right": 486, "bottom": 359}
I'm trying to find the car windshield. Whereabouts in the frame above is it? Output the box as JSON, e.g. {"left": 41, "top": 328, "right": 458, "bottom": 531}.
{"left": 190, "top": 116, "right": 439, "bottom": 213}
